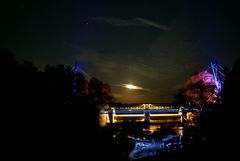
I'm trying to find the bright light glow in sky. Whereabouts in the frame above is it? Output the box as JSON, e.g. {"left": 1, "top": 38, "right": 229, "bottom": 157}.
{"left": 122, "top": 84, "right": 144, "bottom": 90}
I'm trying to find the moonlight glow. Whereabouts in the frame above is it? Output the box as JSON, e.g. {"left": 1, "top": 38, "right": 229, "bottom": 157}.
{"left": 122, "top": 84, "right": 144, "bottom": 90}
{"left": 126, "top": 84, "right": 138, "bottom": 89}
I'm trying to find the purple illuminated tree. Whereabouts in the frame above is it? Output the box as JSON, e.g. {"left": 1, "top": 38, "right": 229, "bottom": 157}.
{"left": 183, "top": 70, "right": 220, "bottom": 108}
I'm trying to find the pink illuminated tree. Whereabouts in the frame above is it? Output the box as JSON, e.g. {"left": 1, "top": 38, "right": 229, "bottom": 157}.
{"left": 183, "top": 70, "right": 219, "bottom": 108}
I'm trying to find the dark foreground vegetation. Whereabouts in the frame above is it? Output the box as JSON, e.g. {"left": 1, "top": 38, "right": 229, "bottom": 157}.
{"left": 1, "top": 48, "right": 240, "bottom": 160}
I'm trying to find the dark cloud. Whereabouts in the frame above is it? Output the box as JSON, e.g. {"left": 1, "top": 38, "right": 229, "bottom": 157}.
{"left": 136, "top": 18, "right": 170, "bottom": 31}
{"left": 86, "top": 17, "right": 170, "bottom": 31}
{"left": 87, "top": 17, "right": 142, "bottom": 26}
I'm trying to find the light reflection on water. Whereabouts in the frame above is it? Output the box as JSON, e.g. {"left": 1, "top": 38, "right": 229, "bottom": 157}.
{"left": 144, "top": 125, "right": 183, "bottom": 135}
{"left": 129, "top": 125, "right": 183, "bottom": 160}
{"left": 99, "top": 113, "right": 183, "bottom": 135}
{"left": 99, "top": 113, "right": 186, "bottom": 160}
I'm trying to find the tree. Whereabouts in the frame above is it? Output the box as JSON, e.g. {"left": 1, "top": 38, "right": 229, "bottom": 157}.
{"left": 183, "top": 70, "right": 219, "bottom": 108}
{"left": 220, "top": 57, "right": 240, "bottom": 160}
{"left": 222, "top": 57, "right": 240, "bottom": 107}
{"left": 173, "top": 88, "right": 189, "bottom": 106}
{"left": 88, "top": 77, "right": 113, "bottom": 106}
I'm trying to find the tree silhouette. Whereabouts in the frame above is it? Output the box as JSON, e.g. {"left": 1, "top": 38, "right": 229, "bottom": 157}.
{"left": 88, "top": 77, "right": 113, "bottom": 106}
{"left": 173, "top": 88, "right": 189, "bottom": 106}
{"left": 192, "top": 58, "right": 240, "bottom": 160}
{"left": 223, "top": 57, "right": 240, "bottom": 108}
{"left": 0, "top": 49, "right": 114, "bottom": 160}
{"left": 220, "top": 57, "right": 240, "bottom": 160}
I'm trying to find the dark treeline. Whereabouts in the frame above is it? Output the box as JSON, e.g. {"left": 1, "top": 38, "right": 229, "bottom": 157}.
{"left": 151, "top": 58, "right": 240, "bottom": 161}
{"left": 0, "top": 48, "right": 114, "bottom": 160}
{"left": 212, "top": 57, "right": 240, "bottom": 160}
{"left": 180, "top": 57, "right": 240, "bottom": 160}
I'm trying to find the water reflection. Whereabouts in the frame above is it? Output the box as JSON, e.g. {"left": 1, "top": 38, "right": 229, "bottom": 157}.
{"left": 143, "top": 125, "right": 183, "bottom": 135}
{"left": 98, "top": 110, "right": 200, "bottom": 160}
{"left": 129, "top": 134, "right": 182, "bottom": 160}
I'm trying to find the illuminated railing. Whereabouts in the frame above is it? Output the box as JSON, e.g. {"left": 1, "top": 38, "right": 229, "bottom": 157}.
{"left": 111, "top": 106, "right": 179, "bottom": 110}
{"left": 99, "top": 104, "right": 185, "bottom": 124}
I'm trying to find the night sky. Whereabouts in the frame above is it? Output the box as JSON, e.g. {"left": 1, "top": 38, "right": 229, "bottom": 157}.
{"left": 1, "top": 0, "right": 240, "bottom": 103}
